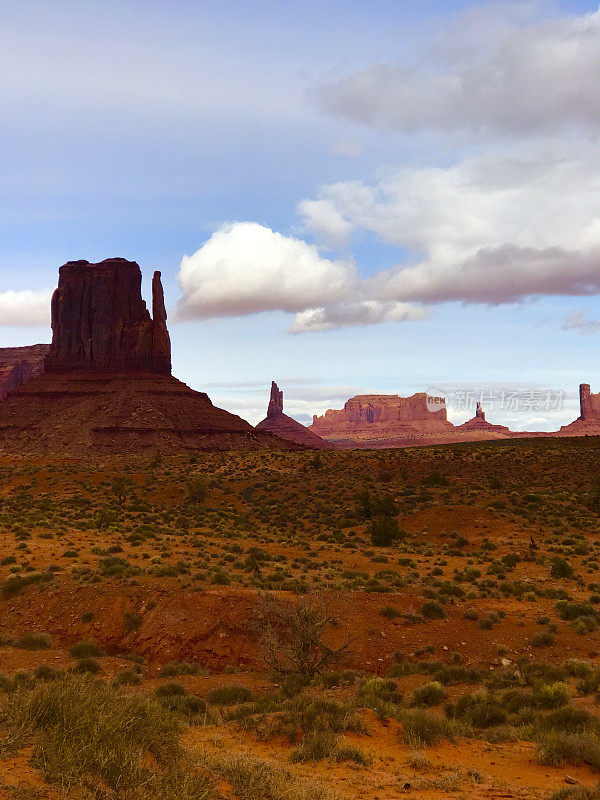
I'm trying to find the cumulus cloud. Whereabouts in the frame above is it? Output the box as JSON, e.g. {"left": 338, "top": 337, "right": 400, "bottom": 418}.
{"left": 563, "top": 311, "right": 600, "bottom": 335}
{"left": 312, "top": 6, "right": 600, "bottom": 136}
{"left": 0, "top": 289, "right": 52, "bottom": 327}
{"left": 176, "top": 221, "right": 426, "bottom": 332}
{"left": 300, "top": 146, "right": 600, "bottom": 306}
{"left": 177, "top": 222, "right": 356, "bottom": 319}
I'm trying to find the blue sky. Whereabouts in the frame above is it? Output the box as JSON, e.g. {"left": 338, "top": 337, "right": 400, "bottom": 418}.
{"left": 2, "top": 0, "right": 600, "bottom": 428}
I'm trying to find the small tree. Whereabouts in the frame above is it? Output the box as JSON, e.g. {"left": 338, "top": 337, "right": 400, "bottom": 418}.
{"left": 111, "top": 476, "right": 132, "bottom": 504}
{"left": 257, "top": 594, "right": 354, "bottom": 681}
{"left": 185, "top": 475, "right": 208, "bottom": 504}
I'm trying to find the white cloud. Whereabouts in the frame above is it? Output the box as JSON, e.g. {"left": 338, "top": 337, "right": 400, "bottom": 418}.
{"left": 289, "top": 301, "right": 427, "bottom": 333}
{"left": 0, "top": 289, "right": 52, "bottom": 327}
{"left": 563, "top": 310, "right": 600, "bottom": 335}
{"left": 300, "top": 146, "right": 600, "bottom": 306}
{"left": 296, "top": 199, "right": 353, "bottom": 247}
{"left": 176, "top": 221, "right": 428, "bottom": 332}
{"left": 176, "top": 222, "right": 357, "bottom": 319}
{"left": 313, "top": 6, "right": 600, "bottom": 137}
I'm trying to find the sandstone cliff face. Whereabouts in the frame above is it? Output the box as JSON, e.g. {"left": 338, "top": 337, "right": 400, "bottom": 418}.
{"left": 256, "top": 381, "right": 333, "bottom": 449}
{"left": 45, "top": 258, "right": 171, "bottom": 374}
{"left": 0, "top": 344, "right": 49, "bottom": 400}
{"left": 266, "top": 381, "right": 284, "bottom": 419}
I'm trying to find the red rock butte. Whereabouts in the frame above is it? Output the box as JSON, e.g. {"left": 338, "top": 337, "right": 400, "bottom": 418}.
{"left": 256, "top": 381, "right": 334, "bottom": 449}
{"left": 0, "top": 259, "right": 297, "bottom": 453}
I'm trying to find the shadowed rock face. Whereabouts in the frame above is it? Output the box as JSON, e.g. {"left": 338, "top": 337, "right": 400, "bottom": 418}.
{"left": 45, "top": 258, "right": 171, "bottom": 374}
{"left": 0, "top": 345, "right": 49, "bottom": 400}
{"left": 579, "top": 384, "right": 600, "bottom": 422}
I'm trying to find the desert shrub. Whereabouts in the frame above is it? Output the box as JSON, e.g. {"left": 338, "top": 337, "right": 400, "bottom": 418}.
{"left": 290, "top": 730, "right": 338, "bottom": 762}
{"left": 125, "top": 611, "right": 143, "bottom": 632}
{"left": 160, "top": 661, "right": 202, "bottom": 677}
{"left": 99, "top": 556, "right": 140, "bottom": 578}
{"left": 207, "top": 684, "right": 255, "bottom": 706}
{"left": 421, "top": 601, "right": 446, "bottom": 620}
{"left": 380, "top": 605, "right": 401, "bottom": 620}
{"left": 398, "top": 708, "right": 461, "bottom": 747}
{"left": 538, "top": 731, "right": 600, "bottom": 770}
{"left": 114, "top": 668, "right": 142, "bottom": 686}
{"left": 15, "top": 632, "right": 52, "bottom": 650}
{"left": 185, "top": 476, "right": 209, "bottom": 504}
{"left": 540, "top": 706, "right": 595, "bottom": 733}
{"left": 34, "top": 665, "right": 62, "bottom": 682}
{"left": 155, "top": 683, "right": 207, "bottom": 722}
{"left": 69, "top": 640, "right": 104, "bottom": 658}
{"left": 422, "top": 472, "right": 449, "bottom": 487}
{"left": 207, "top": 750, "right": 338, "bottom": 800}
{"left": 258, "top": 594, "right": 353, "bottom": 680}
{"left": 450, "top": 692, "right": 507, "bottom": 728}
{"left": 334, "top": 742, "right": 371, "bottom": 766}
{"left": 370, "top": 516, "right": 401, "bottom": 547}
{"left": 358, "top": 677, "right": 403, "bottom": 706}
{"left": 547, "top": 786, "right": 600, "bottom": 800}
{"left": 412, "top": 681, "right": 446, "bottom": 707}
{"left": 551, "top": 557, "right": 575, "bottom": 579}
{"left": 73, "top": 657, "right": 102, "bottom": 675}
{"left": 533, "top": 682, "right": 570, "bottom": 709}
{"left": 1, "top": 572, "right": 52, "bottom": 598}
{"left": 532, "top": 629, "right": 556, "bottom": 647}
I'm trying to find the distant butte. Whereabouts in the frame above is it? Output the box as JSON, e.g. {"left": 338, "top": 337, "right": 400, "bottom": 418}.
{"left": 455, "top": 402, "right": 511, "bottom": 437}
{"left": 256, "top": 381, "right": 334, "bottom": 449}
{"left": 0, "top": 259, "right": 297, "bottom": 453}
{"left": 558, "top": 383, "right": 600, "bottom": 437}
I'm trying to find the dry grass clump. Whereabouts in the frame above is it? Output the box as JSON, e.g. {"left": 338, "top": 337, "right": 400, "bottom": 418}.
{"left": 0, "top": 674, "right": 212, "bottom": 799}
{"left": 206, "top": 751, "right": 340, "bottom": 800}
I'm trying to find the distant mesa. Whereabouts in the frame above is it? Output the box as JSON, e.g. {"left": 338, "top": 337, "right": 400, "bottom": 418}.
{"left": 256, "top": 381, "right": 334, "bottom": 449}
{"left": 0, "top": 259, "right": 296, "bottom": 453}
{"left": 310, "top": 393, "right": 456, "bottom": 446}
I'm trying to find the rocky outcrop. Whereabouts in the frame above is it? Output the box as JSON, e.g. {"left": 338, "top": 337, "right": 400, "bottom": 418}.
{"left": 45, "top": 258, "right": 171, "bottom": 374}
{"left": 0, "top": 344, "right": 49, "bottom": 400}
{"left": 256, "top": 382, "right": 334, "bottom": 449}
